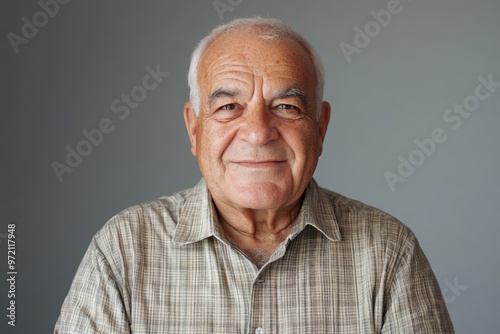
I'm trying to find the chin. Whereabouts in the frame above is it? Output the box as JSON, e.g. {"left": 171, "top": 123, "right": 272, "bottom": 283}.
{"left": 225, "top": 181, "right": 293, "bottom": 210}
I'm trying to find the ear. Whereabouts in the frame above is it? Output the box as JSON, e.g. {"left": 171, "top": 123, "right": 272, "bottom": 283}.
{"left": 317, "top": 101, "right": 331, "bottom": 156}
{"left": 184, "top": 101, "right": 198, "bottom": 157}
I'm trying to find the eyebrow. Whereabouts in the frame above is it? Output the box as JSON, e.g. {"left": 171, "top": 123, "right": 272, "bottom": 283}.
{"left": 207, "top": 87, "right": 309, "bottom": 108}
{"left": 208, "top": 88, "right": 241, "bottom": 108}
{"left": 273, "top": 87, "right": 309, "bottom": 108}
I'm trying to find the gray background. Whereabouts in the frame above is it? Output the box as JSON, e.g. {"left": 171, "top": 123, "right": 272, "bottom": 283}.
{"left": 2, "top": 0, "right": 499, "bottom": 332}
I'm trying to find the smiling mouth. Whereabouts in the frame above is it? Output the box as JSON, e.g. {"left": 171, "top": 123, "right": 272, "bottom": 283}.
{"left": 232, "top": 160, "right": 286, "bottom": 168}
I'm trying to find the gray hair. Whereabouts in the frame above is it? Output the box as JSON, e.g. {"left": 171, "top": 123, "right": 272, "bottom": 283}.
{"left": 187, "top": 17, "right": 325, "bottom": 118}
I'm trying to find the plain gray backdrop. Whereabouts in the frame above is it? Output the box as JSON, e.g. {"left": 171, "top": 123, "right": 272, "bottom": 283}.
{"left": 2, "top": 0, "right": 499, "bottom": 332}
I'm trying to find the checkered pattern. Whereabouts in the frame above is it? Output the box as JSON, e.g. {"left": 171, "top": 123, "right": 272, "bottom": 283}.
{"left": 55, "top": 178, "right": 454, "bottom": 333}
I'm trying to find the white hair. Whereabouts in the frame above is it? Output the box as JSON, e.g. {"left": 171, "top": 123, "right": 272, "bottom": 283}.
{"left": 187, "top": 17, "right": 325, "bottom": 118}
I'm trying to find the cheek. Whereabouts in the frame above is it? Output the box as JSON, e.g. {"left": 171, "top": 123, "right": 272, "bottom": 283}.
{"left": 199, "top": 124, "right": 235, "bottom": 160}
{"left": 281, "top": 126, "right": 319, "bottom": 158}
{"left": 283, "top": 132, "right": 321, "bottom": 179}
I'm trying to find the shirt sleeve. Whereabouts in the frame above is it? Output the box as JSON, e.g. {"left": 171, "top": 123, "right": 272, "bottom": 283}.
{"left": 54, "top": 237, "right": 131, "bottom": 333}
{"left": 381, "top": 229, "right": 455, "bottom": 333}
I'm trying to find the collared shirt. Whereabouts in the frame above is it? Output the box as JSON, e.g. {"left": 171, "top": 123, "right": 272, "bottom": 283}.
{"left": 55, "top": 179, "right": 454, "bottom": 333}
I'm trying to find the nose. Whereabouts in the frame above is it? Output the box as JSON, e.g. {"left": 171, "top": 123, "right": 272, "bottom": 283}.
{"left": 237, "top": 103, "right": 279, "bottom": 146}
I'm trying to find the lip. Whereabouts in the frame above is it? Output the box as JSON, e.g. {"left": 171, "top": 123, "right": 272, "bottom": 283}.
{"left": 231, "top": 160, "right": 286, "bottom": 168}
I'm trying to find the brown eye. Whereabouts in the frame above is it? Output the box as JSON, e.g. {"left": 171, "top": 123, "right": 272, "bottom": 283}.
{"left": 214, "top": 103, "right": 241, "bottom": 122}
{"left": 273, "top": 104, "right": 304, "bottom": 120}
{"left": 221, "top": 104, "right": 237, "bottom": 110}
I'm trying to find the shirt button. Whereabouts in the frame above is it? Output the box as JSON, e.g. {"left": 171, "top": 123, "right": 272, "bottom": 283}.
{"left": 255, "top": 327, "right": 265, "bottom": 334}
{"left": 256, "top": 279, "right": 265, "bottom": 284}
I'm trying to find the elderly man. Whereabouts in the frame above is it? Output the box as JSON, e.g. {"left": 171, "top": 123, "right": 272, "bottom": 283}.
{"left": 55, "top": 17, "right": 454, "bottom": 333}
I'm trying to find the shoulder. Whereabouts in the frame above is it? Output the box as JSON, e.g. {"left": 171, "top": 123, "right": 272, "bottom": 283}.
{"left": 92, "top": 182, "right": 203, "bottom": 253}
{"left": 318, "top": 185, "right": 418, "bottom": 252}
{"left": 318, "top": 186, "right": 402, "bottom": 225}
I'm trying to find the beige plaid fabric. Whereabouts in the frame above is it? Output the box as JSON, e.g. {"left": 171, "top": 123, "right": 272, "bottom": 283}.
{"left": 55, "top": 178, "right": 454, "bottom": 333}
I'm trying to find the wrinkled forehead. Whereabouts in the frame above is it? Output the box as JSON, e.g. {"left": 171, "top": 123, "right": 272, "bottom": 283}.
{"left": 198, "top": 29, "right": 317, "bottom": 94}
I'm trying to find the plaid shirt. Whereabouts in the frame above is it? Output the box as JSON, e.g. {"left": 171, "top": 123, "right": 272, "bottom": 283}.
{"left": 55, "top": 178, "right": 454, "bottom": 333}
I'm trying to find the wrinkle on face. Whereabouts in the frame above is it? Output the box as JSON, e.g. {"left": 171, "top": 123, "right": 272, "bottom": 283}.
{"left": 187, "top": 28, "right": 327, "bottom": 220}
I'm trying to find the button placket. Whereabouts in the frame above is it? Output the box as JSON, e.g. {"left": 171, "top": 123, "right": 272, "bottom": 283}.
{"left": 250, "top": 271, "right": 268, "bottom": 334}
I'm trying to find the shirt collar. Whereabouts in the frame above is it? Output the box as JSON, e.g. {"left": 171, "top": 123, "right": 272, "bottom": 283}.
{"left": 173, "top": 178, "right": 341, "bottom": 245}
{"left": 289, "top": 178, "right": 341, "bottom": 242}
{"left": 173, "top": 179, "right": 217, "bottom": 245}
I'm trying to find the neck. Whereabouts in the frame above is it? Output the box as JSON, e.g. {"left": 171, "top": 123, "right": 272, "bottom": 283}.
{"left": 215, "top": 198, "right": 302, "bottom": 238}
{"left": 214, "top": 197, "right": 303, "bottom": 267}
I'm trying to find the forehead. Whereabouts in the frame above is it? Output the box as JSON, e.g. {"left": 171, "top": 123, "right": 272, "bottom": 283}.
{"left": 198, "top": 29, "right": 316, "bottom": 92}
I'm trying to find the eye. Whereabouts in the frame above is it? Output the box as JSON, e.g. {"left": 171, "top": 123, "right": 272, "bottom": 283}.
{"left": 213, "top": 103, "right": 242, "bottom": 122}
{"left": 273, "top": 104, "right": 304, "bottom": 120}
{"left": 220, "top": 103, "right": 237, "bottom": 110}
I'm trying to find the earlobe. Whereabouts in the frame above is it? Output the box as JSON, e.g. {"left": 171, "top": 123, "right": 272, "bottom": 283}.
{"left": 183, "top": 102, "right": 198, "bottom": 156}
{"left": 318, "top": 101, "right": 331, "bottom": 155}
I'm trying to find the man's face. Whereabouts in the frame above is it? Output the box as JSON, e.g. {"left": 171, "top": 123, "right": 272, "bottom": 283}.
{"left": 184, "top": 30, "right": 330, "bottom": 212}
